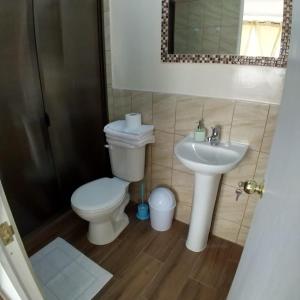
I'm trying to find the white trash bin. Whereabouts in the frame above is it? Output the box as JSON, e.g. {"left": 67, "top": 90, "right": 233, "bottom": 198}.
{"left": 149, "top": 187, "right": 176, "bottom": 231}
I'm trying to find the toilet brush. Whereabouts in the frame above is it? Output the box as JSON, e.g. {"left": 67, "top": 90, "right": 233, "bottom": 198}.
{"left": 136, "top": 182, "right": 150, "bottom": 220}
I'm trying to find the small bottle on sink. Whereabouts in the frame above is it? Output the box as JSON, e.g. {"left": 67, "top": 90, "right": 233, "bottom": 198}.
{"left": 194, "top": 120, "right": 206, "bottom": 142}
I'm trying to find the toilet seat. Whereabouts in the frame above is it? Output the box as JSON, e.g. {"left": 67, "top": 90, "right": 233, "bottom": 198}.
{"left": 71, "top": 177, "right": 129, "bottom": 213}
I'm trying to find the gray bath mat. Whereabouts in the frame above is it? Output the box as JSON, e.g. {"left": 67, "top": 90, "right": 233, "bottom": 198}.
{"left": 30, "top": 237, "right": 112, "bottom": 300}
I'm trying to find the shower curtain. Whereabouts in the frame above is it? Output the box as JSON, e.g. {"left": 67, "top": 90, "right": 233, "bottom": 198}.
{"left": 240, "top": 21, "right": 282, "bottom": 57}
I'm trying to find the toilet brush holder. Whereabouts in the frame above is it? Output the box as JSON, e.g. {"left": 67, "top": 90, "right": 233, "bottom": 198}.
{"left": 136, "top": 203, "right": 150, "bottom": 220}
{"left": 136, "top": 182, "right": 150, "bottom": 220}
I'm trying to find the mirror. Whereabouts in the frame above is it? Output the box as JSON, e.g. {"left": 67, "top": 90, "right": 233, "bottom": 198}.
{"left": 161, "top": 0, "right": 292, "bottom": 67}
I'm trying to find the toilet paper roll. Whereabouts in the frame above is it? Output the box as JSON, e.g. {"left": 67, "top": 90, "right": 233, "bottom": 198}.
{"left": 125, "top": 113, "right": 142, "bottom": 130}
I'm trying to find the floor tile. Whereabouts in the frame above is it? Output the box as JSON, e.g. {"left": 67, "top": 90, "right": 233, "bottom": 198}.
{"left": 144, "top": 238, "right": 199, "bottom": 300}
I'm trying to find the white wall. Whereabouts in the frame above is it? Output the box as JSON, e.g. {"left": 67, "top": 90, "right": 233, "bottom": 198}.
{"left": 244, "top": 0, "right": 283, "bottom": 19}
{"left": 110, "top": 0, "right": 286, "bottom": 104}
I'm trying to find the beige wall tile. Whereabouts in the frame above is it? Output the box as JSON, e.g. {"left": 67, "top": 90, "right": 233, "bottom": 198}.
{"left": 233, "top": 102, "right": 269, "bottom": 122}
{"left": 242, "top": 194, "right": 260, "bottom": 227}
{"left": 107, "top": 87, "right": 114, "bottom": 122}
{"left": 230, "top": 102, "right": 269, "bottom": 151}
{"left": 153, "top": 93, "right": 177, "bottom": 133}
{"left": 175, "top": 203, "right": 192, "bottom": 224}
{"left": 175, "top": 96, "right": 204, "bottom": 135}
{"left": 223, "top": 150, "right": 259, "bottom": 187}
{"left": 171, "top": 170, "right": 194, "bottom": 207}
{"left": 129, "top": 182, "right": 140, "bottom": 203}
{"left": 203, "top": 98, "right": 235, "bottom": 125}
{"left": 215, "top": 184, "right": 248, "bottom": 224}
{"left": 237, "top": 226, "right": 249, "bottom": 246}
{"left": 203, "top": 98, "right": 235, "bottom": 142}
{"left": 113, "top": 89, "right": 132, "bottom": 98}
{"left": 133, "top": 91, "right": 272, "bottom": 245}
{"left": 254, "top": 152, "right": 269, "bottom": 182}
{"left": 132, "top": 91, "right": 153, "bottom": 124}
{"left": 261, "top": 105, "right": 279, "bottom": 154}
{"left": 113, "top": 89, "right": 132, "bottom": 120}
{"left": 144, "top": 146, "right": 152, "bottom": 198}
{"left": 211, "top": 217, "right": 240, "bottom": 243}
{"left": 173, "top": 135, "right": 193, "bottom": 174}
{"left": 152, "top": 130, "right": 174, "bottom": 168}
{"left": 151, "top": 164, "right": 172, "bottom": 189}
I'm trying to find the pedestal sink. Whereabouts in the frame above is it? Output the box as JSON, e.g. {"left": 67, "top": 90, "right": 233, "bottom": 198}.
{"left": 175, "top": 134, "right": 248, "bottom": 252}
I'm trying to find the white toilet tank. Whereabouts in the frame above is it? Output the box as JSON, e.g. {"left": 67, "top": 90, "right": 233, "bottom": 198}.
{"left": 107, "top": 139, "right": 146, "bottom": 182}
{"left": 104, "top": 119, "right": 154, "bottom": 183}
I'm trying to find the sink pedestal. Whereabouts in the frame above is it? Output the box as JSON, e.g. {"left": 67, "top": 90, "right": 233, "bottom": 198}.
{"left": 186, "top": 173, "right": 221, "bottom": 252}
{"left": 174, "top": 135, "right": 248, "bottom": 252}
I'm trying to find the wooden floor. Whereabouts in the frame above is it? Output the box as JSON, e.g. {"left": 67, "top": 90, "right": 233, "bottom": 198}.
{"left": 24, "top": 205, "right": 243, "bottom": 300}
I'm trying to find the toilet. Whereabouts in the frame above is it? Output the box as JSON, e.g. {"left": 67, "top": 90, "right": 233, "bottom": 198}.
{"left": 71, "top": 119, "right": 154, "bottom": 245}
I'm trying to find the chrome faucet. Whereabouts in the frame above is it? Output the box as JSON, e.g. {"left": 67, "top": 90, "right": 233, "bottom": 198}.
{"left": 207, "top": 126, "right": 221, "bottom": 146}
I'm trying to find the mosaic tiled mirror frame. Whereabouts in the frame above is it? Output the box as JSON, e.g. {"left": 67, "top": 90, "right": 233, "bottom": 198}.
{"left": 161, "top": 0, "right": 293, "bottom": 67}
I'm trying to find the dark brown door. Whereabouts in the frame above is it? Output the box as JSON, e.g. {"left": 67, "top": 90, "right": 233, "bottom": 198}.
{"left": 33, "top": 0, "right": 110, "bottom": 199}
{"left": 0, "top": 0, "right": 60, "bottom": 236}
{"left": 0, "top": 0, "right": 109, "bottom": 236}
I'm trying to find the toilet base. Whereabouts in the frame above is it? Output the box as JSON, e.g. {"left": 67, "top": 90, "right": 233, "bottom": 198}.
{"left": 87, "top": 194, "right": 130, "bottom": 245}
{"left": 87, "top": 213, "right": 129, "bottom": 245}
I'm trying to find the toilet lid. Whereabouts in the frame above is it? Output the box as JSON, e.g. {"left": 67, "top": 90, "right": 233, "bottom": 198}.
{"left": 71, "top": 177, "right": 128, "bottom": 212}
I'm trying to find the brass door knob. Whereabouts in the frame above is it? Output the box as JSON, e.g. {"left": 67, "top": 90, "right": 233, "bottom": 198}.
{"left": 238, "top": 180, "right": 264, "bottom": 195}
{"left": 0, "top": 222, "right": 14, "bottom": 246}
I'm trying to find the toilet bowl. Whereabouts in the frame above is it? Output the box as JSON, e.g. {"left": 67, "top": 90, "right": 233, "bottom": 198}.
{"left": 71, "top": 177, "right": 130, "bottom": 245}
{"left": 71, "top": 119, "right": 154, "bottom": 245}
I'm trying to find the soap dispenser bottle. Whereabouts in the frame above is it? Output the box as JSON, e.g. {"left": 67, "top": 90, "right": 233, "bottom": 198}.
{"left": 194, "top": 120, "right": 206, "bottom": 142}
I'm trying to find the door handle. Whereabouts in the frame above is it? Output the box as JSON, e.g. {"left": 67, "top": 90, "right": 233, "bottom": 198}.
{"left": 239, "top": 179, "right": 264, "bottom": 195}
{"left": 235, "top": 180, "right": 264, "bottom": 201}
{"left": 0, "top": 222, "right": 14, "bottom": 246}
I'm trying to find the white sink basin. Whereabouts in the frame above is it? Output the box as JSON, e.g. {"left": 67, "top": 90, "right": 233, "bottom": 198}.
{"left": 175, "top": 134, "right": 248, "bottom": 252}
{"left": 175, "top": 135, "right": 248, "bottom": 175}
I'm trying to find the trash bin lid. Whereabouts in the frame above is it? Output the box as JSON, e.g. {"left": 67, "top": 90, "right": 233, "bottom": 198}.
{"left": 149, "top": 187, "right": 176, "bottom": 211}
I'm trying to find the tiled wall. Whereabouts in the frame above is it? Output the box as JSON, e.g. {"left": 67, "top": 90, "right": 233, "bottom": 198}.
{"left": 174, "top": 0, "right": 241, "bottom": 54}
{"left": 102, "top": 1, "right": 279, "bottom": 246}
{"left": 108, "top": 90, "right": 279, "bottom": 246}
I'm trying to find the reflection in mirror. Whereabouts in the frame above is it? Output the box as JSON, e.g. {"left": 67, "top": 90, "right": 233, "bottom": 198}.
{"left": 171, "top": 0, "right": 284, "bottom": 58}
